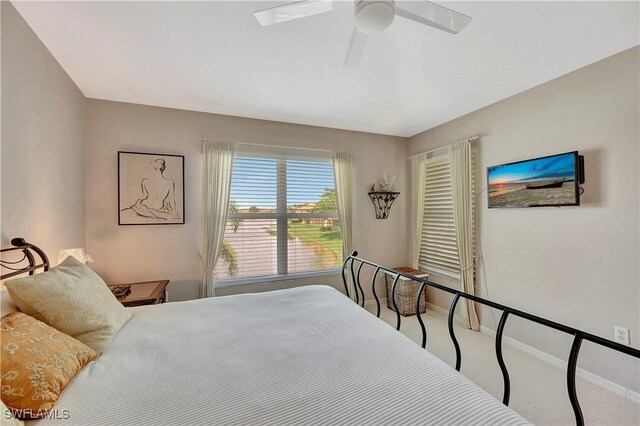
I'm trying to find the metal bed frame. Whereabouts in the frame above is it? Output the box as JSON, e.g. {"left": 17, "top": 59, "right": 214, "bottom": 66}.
{"left": 0, "top": 238, "right": 49, "bottom": 280}
{"left": 2, "top": 242, "right": 637, "bottom": 425}
{"left": 342, "top": 251, "right": 640, "bottom": 426}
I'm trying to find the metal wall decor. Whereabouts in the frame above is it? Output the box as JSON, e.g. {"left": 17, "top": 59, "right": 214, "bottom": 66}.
{"left": 340, "top": 252, "right": 640, "bottom": 426}
{"left": 368, "top": 191, "right": 400, "bottom": 219}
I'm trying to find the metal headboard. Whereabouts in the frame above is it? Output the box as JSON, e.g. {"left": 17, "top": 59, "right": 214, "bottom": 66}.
{"left": 0, "top": 238, "right": 50, "bottom": 280}
{"left": 341, "top": 251, "right": 640, "bottom": 426}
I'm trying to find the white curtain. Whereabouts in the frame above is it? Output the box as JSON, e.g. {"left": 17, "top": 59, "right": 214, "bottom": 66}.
{"left": 409, "top": 153, "right": 428, "bottom": 269}
{"left": 332, "top": 152, "right": 355, "bottom": 299}
{"left": 201, "top": 141, "right": 235, "bottom": 298}
{"left": 449, "top": 139, "right": 480, "bottom": 331}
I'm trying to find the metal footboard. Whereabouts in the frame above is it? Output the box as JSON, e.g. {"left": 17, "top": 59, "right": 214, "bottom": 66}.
{"left": 341, "top": 251, "right": 640, "bottom": 426}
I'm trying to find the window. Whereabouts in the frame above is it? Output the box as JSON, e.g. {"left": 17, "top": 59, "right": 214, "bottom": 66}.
{"left": 215, "top": 154, "right": 342, "bottom": 281}
{"left": 418, "top": 151, "right": 475, "bottom": 280}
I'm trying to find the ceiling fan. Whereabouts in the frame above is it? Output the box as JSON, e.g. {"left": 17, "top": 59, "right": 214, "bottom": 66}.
{"left": 253, "top": 0, "right": 472, "bottom": 68}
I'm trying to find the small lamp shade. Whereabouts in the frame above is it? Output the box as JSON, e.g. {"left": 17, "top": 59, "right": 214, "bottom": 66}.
{"left": 58, "top": 248, "right": 93, "bottom": 265}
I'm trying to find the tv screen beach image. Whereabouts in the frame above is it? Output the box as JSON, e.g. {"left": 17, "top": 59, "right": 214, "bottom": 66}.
{"left": 488, "top": 152, "right": 578, "bottom": 208}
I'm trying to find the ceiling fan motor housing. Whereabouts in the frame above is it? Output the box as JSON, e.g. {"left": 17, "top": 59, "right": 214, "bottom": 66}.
{"left": 354, "top": 0, "right": 396, "bottom": 34}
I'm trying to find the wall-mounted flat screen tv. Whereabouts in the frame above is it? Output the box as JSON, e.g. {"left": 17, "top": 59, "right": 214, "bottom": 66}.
{"left": 487, "top": 151, "right": 582, "bottom": 208}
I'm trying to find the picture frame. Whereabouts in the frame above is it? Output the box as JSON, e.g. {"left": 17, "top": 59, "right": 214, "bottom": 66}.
{"left": 118, "top": 151, "right": 185, "bottom": 225}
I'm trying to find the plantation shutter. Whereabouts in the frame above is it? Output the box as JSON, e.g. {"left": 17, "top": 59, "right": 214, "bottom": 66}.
{"left": 418, "top": 151, "right": 475, "bottom": 280}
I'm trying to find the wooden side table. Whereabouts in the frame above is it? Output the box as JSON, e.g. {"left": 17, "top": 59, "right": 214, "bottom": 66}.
{"left": 108, "top": 280, "right": 170, "bottom": 307}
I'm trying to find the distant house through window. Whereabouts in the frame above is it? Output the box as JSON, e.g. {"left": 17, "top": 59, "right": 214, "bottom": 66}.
{"left": 215, "top": 154, "right": 342, "bottom": 281}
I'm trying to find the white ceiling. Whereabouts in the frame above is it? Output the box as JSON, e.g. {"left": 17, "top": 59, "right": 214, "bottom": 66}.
{"left": 13, "top": 1, "right": 639, "bottom": 137}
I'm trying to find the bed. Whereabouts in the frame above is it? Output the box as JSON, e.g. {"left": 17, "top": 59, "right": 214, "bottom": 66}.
{"left": 0, "top": 238, "right": 530, "bottom": 425}
{"left": 14, "top": 286, "right": 526, "bottom": 425}
{"left": 1, "top": 238, "right": 637, "bottom": 425}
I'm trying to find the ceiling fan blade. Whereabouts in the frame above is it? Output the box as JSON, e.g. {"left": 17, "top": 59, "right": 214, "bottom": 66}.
{"left": 394, "top": 0, "right": 472, "bottom": 34}
{"left": 343, "top": 28, "right": 369, "bottom": 68}
{"left": 253, "top": 0, "right": 351, "bottom": 26}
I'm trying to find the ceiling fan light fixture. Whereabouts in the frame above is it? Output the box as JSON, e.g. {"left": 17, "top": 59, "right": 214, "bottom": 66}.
{"left": 354, "top": 0, "right": 395, "bottom": 34}
{"left": 252, "top": 0, "right": 472, "bottom": 68}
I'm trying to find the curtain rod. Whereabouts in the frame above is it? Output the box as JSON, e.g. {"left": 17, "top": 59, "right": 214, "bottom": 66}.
{"left": 191, "top": 138, "right": 358, "bottom": 155}
{"left": 407, "top": 135, "right": 480, "bottom": 160}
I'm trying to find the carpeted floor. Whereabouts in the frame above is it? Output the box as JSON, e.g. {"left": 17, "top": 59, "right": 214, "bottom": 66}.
{"left": 364, "top": 303, "right": 639, "bottom": 426}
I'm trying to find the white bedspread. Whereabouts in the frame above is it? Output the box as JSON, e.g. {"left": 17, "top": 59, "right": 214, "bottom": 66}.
{"left": 30, "top": 286, "right": 529, "bottom": 425}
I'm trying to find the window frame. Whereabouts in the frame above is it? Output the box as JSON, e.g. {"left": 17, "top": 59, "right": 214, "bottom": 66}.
{"left": 218, "top": 153, "right": 341, "bottom": 284}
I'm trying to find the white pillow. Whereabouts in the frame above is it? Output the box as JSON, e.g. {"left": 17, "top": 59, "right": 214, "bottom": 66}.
{"left": 5, "top": 257, "right": 133, "bottom": 353}
{"left": 1, "top": 400, "right": 24, "bottom": 426}
{"left": 0, "top": 290, "right": 18, "bottom": 315}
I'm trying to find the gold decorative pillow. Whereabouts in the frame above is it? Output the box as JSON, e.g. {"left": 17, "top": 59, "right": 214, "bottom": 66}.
{"left": 0, "top": 312, "right": 97, "bottom": 419}
{"left": 5, "top": 257, "right": 133, "bottom": 353}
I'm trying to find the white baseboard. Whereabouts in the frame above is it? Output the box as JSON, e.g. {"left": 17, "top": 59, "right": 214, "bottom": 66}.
{"left": 626, "top": 390, "right": 640, "bottom": 405}
{"left": 426, "top": 302, "right": 450, "bottom": 318}
{"left": 364, "top": 298, "right": 638, "bottom": 405}
{"left": 426, "top": 302, "right": 468, "bottom": 326}
{"left": 363, "top": 297, "right": 385, "bottom": 310}
{"left": 364, "top": 299, "right": 462, "bottom": 322}
{"left": 479, "top": 325, "right": 639, "bottom": 405}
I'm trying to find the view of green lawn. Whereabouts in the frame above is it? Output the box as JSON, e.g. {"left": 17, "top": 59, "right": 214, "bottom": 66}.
{"left": 287, "top": 222, "right": 342, "bottom": 265}
{"left": 223, "top": 186, "right": 342, "bottom": 276}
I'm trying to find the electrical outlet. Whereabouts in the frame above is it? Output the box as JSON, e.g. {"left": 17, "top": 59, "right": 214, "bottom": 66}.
{"left": 614, "top": 326, "right": 630, "bottom": 346}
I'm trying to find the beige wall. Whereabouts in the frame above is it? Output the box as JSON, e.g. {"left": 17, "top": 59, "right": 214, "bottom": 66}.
{"left": 1, "top": 2, "right": 86, "bottom": 263}
{"left": 85, "top": 99, "right": 409, "bottom": 301}
{"left": 408, "top": 47, "right": 640, "bottom": 392}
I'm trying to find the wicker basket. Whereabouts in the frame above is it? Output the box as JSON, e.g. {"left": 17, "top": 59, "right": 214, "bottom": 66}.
{"left": 384, "top": 267, "right": 429, "bottom": 316}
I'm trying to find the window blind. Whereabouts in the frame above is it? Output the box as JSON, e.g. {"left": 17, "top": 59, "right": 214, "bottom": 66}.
{"left": 215, "top": 154, "right": 342, "bottom": 281}
{"left": 418, "top": 151, "right": 475, "bottom": 280}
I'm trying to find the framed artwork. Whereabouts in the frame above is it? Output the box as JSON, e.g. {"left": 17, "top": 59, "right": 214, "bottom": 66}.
{"left": 118, "top": 151, "right": 185, "bottom": 225}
